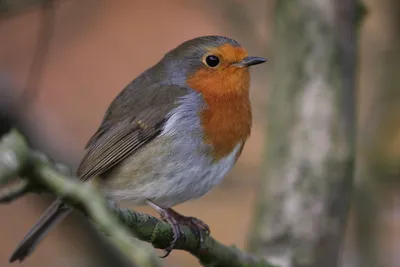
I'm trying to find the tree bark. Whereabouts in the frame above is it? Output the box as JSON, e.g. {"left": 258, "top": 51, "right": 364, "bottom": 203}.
{"left": 248, "top": 1, "right": 360, "bottom": 267}
{"left": 353, "top": 0, "right": 400, "bottom": 266}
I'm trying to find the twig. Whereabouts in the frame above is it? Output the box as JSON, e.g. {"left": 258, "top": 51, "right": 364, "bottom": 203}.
{"left": 0, "top": 129, "right": 29, "bottom": 184}
{"left": 112, "top": 207, "right": 271, "bottom": 267}
{"left": 0, "top": 129, "right": 277, "bottom": 267}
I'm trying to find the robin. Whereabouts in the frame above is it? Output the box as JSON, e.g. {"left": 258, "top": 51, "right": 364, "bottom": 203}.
{"left": 9, "top": 35, "right": 266, "bottom": 262}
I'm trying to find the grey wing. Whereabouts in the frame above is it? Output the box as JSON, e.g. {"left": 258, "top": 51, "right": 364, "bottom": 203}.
{"left": 76, "top": 118, "right": 162, "bottom": 181}
{"left": 76, "top": 85, "right": 188, "bottom": 182}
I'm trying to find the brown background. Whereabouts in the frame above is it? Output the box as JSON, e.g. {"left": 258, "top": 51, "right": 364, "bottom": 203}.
{"left": 0, "top": 0, "right": 399, "bottom": 267}
{"left": 0, "top": 1, "right": 270, "bottom": 266}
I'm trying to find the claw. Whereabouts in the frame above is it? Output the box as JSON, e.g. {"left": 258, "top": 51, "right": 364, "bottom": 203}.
{"left": 146, "top": 200, "right": 210, "bottom": 257}
{"left": 158, "top": 211, "right": 181, "bottom": 258}
{"left": 180, "top": 215, "right": 210, "bottom": 252}
{"left": 185, "top": 216, "right": 210, "bottom": 251}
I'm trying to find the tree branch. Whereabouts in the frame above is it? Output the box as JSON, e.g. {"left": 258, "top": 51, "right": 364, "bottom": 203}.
{"left": 0, "top": 130, "right": 161, "bottom": 267}
{"left": 0, "top": 129, "right": 276, "bottom": 267}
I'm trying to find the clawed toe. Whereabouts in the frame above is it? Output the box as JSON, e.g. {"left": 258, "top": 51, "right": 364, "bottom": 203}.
{"left": 187, "top": 216, "right": 210, "bottom": 235}
{"left": 146, "top": 200, "right": 210, "bottom": 257}
{"left": 156, "top": 209, "right": 182, "bottom": 258}
{"left": 159, "top": 216, "right": 183, "bottom": 258}
{"left": 183, "top": 216, "right": 209, "bottom": 251}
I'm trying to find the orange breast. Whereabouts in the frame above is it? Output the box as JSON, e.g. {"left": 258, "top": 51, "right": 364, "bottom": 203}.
{"left": 187, "top": 65, "right": 252, "bottom": 161}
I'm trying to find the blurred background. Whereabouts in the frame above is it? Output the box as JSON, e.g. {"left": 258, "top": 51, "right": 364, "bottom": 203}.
{"left": 0, "top": 0, "right": 399, "bottom": 267}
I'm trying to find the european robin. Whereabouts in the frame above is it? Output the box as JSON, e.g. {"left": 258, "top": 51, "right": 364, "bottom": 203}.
{"left": 9, "top": 35, "right": 266, "bottom": 262}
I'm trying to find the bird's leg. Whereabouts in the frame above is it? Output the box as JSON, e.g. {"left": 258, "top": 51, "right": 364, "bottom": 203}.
{"left": 146, "top": 200, "right": 210, "bottom": 258}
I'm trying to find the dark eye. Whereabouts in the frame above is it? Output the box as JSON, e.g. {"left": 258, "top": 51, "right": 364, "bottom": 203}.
{"left": 205, "top": 55, "right": 220, "bottom": 68}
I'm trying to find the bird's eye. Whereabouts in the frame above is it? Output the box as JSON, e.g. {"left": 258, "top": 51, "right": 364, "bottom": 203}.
{"left": 205, "top": 55, "right": 220, "bottom": 68}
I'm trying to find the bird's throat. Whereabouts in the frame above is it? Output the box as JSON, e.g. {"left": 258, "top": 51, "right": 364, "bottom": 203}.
{"left": 187, "top": 65, "right": 252, "bottom": 161}
{"left": 199, "top": 93, "right": 251, "bottom": 161}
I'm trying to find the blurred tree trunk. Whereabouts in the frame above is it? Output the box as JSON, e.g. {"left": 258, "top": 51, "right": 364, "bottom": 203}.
{"left": 353, "top": 0, "right": 400, "bottom": 266}
{"left": 248, "top": 1, "right": 360, "bottom": 267}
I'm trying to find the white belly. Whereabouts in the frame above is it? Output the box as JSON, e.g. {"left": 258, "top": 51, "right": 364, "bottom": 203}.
{"left": 100, "top": 139, "right": 242, "bottom": 207}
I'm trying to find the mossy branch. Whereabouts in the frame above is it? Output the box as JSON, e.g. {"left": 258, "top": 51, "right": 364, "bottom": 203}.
{"left": 0, "top": 129, "right": 276, "bottom": 267}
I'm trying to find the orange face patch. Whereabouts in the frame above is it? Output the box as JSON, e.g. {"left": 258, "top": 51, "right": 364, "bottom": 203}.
{"left": 189, "top": 44, "right": 250, "bottom": 96}
{"left": 186, "top": 44, "right": 252, "bottom": 161}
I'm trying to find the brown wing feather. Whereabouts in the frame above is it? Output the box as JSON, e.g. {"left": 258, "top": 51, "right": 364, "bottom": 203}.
{"left": 76, "top": 119, "right": 161, "bottom": 181}
{"left": 76, "top": 84, "right": 188, "bottom": 182}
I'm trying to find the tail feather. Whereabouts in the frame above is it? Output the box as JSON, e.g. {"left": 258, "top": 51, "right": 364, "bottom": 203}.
{"left": 9, "top": 199, "right": 72, "bottom": 263}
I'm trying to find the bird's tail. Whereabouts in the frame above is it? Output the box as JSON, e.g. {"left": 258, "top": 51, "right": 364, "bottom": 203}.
{"left": 9, "top": 198, "right": 72, "bottom": 263}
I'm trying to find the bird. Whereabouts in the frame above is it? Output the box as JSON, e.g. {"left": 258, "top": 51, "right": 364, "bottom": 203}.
{"left": 9, "top": 35, "right": 266, "bottom": 262}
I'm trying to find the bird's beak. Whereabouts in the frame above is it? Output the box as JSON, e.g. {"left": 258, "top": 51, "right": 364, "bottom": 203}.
{"left": 235, "top": 56, "right": 267, "bottom": 68}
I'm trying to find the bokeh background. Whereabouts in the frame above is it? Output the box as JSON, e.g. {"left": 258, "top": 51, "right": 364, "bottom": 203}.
{"left": 0, "top": 1, "right": 399, "bottom": 267}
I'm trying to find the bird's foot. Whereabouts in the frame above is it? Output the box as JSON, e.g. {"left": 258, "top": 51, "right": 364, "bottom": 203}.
{"left": 146, "top": 200, "right": 210, "bottom": 258}
{"left": 163, "top": 208, "right": 210, "bottom": 250}
{"left": 159, "top": 208, "right": 210, "bottom": 258}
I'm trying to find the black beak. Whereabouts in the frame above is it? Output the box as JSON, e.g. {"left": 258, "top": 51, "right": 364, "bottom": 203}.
{"left": 236, "top": 56, "right": 267, "bottom": 67}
